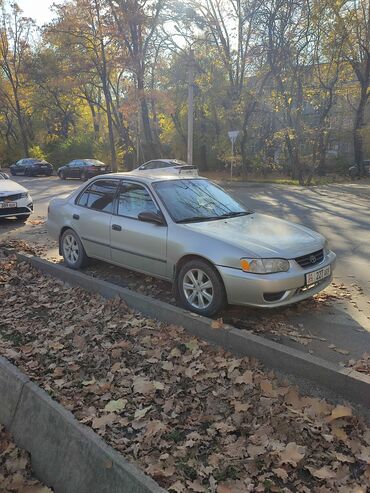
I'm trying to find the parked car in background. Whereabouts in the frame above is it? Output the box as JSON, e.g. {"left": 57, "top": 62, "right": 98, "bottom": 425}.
{"left": 0, "top": 174, "right": 33, "bottom": 221}
{"left": 10, "top": 159, "right": 53, "bottom": 177}
{"left": 48, "top": 173, "right": 336, "bottom": 317}
{"left": 58, "top": 159, "right": 110, "bottom": 181}
{"left": 135, "top": 159, "right": 198, "bottom": 177}
{"left": 349, "top": 160, "right": 370, "bottom": 178}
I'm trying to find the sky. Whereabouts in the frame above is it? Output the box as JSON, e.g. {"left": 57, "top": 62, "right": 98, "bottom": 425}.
{"left": 17, "top": 0, "right": 55, "bottom": 25}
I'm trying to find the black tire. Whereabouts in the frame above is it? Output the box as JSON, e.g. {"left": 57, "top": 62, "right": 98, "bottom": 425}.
{"left": 59, "top": 171, "right": 66, "bottom": 180}
{"left": 15, "top": 214, "right": 30, "bottom": 222}
{"left": 60, "top": 228, "right": 89, "bottom": 269}
{"left": 10, "top": 169, "right": 16, "bottom": 176}
{"left": 176, "top": 259, "right": 226, "bottom": 316}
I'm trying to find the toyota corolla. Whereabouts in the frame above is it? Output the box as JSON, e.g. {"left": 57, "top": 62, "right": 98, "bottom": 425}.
{"left": 47, "top": 174, "right": 336, "bottom": 316}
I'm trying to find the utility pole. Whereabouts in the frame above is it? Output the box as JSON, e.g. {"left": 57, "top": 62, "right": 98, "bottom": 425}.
{"left": 187, "top": 49, "right": 194, "bottom": 165}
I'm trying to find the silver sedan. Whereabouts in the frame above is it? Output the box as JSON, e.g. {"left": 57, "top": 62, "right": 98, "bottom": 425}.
{"left": 47, "top": 173, "right": 336, "bottom": 316}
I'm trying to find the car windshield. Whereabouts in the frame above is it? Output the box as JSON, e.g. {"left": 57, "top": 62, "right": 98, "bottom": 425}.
{"left": 85, "top": 159, "right": 104, "bottom": 166}
{"left": 153, "top": 179, "right": 251, "bottom": 223}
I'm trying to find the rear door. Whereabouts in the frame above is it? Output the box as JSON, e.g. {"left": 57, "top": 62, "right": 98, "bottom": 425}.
{"left": 110, "top": 181, "right": 168, "bottom": 278}
{"left": 73, "top": 179, "right": 119, "bottom": 260}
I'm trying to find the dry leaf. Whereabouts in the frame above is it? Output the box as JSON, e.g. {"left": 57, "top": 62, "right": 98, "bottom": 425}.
{"left": 279, "top": 442, "right": 306, "bottom": 466}
{"left": 306, "top": 466, "right": 336, "bottom": 480}
{"left": 211, "top": 318, "right": 224, "bottom": 329}
{"left": 104, "top": 398, "right": 127, "bottom": 413}
{"left": 326, "top": 405, "right": 352, "bottom": 422}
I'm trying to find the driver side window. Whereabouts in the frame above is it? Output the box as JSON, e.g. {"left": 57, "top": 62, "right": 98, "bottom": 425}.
{"left": 117, "top": 182, "right": 158, "bottom": 219}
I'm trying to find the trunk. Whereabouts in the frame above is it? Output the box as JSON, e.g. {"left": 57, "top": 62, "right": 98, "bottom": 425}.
{"left": 137, "top": 75, "right": 155, "bottom": 157}
{"left": 353, "top": 83, "right": 368, "bottom": 175}
{"left": 14, "top": 96, "right": 29, "bottom": 157}
{"left": 103, "top": 86, "right": 117, "bottom": 172}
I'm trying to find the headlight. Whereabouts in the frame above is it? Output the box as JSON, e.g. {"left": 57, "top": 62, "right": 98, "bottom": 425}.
{"left": 20, "top": 192, "right": 29, "bottom": 198}
{"left": 240, "top": 258, "right": 290, "bottom": 274}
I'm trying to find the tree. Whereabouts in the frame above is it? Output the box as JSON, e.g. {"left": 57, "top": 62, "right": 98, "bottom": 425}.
{"left": 0, "top": 1, "right": 35, "bottom": 156}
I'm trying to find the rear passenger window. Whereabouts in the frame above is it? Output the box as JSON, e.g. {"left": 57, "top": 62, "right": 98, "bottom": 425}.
{"left": 77, "top": 180, "right": 118, "bottom": 213}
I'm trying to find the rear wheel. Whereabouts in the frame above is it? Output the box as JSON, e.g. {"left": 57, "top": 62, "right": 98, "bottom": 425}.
{"left": 61, "top": 229, "right": 89, "bottom": 269}
{"left": 176, "top": 259, "right": 226, "bottom": 316}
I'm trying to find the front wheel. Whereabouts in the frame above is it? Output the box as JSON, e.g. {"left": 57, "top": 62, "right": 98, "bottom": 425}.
{"left": 60, "top": 229, "right": 89, "bottom": 269}
{"left": 59, "top": 171, "right": 66, "bottom": 180}
{"left": 176, "top": 259, "right": 226, "bottom": 316}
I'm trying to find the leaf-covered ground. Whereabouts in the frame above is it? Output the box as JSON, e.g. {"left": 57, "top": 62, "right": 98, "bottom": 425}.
{"left": 0, "top": 251, "right": 370, "bottom": 492}
{"left": 0, "top": 425, "right": 52, "bottom": 492}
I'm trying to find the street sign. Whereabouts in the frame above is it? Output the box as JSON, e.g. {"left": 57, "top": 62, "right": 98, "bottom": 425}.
{"left": 228, "top": 130, "right": 240, "bottom": 144}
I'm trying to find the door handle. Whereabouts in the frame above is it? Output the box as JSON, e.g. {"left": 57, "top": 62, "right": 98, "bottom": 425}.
{"left": 112, "top": 224, "right": 122, "bottom": 231}
{"left": 73, "top": 214, "right": 79, "bottom": 220}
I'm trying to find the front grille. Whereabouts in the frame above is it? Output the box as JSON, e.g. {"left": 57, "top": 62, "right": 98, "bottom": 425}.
{"left": 0, "top": 206, "right": 31, "bottom": 217}
{"left": 295, "top": 249, "right": 324, "bottom": 268}
{"left": 0, "top": 193, "right": 22, "bottom": 202}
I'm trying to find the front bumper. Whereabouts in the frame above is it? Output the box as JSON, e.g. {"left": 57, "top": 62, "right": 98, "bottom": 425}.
{"left": 218, "top": 251, "right": 336, "bottom": 308}
{"left": 0, "top": 199, "right": 33, "bottom": 218}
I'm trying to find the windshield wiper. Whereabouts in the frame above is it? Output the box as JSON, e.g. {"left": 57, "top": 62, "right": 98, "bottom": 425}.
{"left": 218, "top": 211, "right": 253, "bottom": 218}
{"left": 177, "top": 216, "right": 220, "bottom": 223}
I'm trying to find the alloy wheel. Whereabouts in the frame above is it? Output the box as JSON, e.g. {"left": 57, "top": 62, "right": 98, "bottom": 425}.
{"left": 63, "top": 234, "right": 80, "bottom": 264}
{"left": 182, "top": 268, "right": 214, "bottom": 309}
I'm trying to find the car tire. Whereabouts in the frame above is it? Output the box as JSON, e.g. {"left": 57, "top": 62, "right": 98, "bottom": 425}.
{"left": 176, "top": 259, "right": 226, "bottom": 316}
{"left": 10, "top": 169, "right": 16, "bottom": 176}
{"left": 60, "top": 229, "right": 89, "bottom": 270}
{"left": 16, "top": 214, "right": 30, "bottom": 222}
{"left": 59, "top": 171, "right": 66, "bottom": 180}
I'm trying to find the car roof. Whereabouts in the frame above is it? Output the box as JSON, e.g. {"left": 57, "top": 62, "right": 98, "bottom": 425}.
{"left": 96, "top": 171, "right": 203, "bottom": 184}
{"left": 142, "top": 159, "right": 188, "bottom": 166}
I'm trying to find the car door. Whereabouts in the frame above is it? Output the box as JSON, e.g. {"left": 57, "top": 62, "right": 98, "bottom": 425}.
{"left": 73, "top": 179, "right": 119, "bottom": 261}
{"left": 110, "top": 181, "right": 168, "bottom": 278}
{"left": 68, "top": 161, "right": 80, "bottom": 178}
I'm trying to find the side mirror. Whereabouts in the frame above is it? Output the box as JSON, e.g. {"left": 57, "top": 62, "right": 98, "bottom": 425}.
{"left": 138, "top": 211, "right": 165, "bottom": 225}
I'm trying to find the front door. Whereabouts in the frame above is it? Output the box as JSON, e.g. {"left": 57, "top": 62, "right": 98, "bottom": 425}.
{"left": 74, "top": 179, "right": 119, "bottom": 260}
{"left": 110, "top": 181, "right": 168, "bottom": 278}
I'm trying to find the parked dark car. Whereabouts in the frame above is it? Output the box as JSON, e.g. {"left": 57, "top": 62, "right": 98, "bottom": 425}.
{"left": 57, "top": 159, "right": 110, "bottom": 181}
{"left": 349, "top": 160, "right": 370, "bottom": 178}
{"left": 10, "top": 159, "right": 53, "bottom": 177}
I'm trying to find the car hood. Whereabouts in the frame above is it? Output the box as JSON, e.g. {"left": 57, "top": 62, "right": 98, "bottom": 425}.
{"left": 183, "top": 213, "right": 324, "bottom": 258}
{"left": 0, "top": 179, "right": 28, "bottom": 194}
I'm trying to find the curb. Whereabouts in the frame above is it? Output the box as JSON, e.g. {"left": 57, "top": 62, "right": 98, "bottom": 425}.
{"left": 13, "top": 251, "right": 370, "bottom": 412}
{"left": 0, "top": 357, "right": 166, "bottom": 493}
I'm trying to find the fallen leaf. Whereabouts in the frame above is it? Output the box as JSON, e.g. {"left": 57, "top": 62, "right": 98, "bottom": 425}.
{"left": 326, "top": 405, "right": 352, "bottom": 422}
{"left": 211, "top": 318, "right": 224, "bottom": 329}
{"left": 306, "top": 466, "right": 336, "bottom": 479}
{"left": 134, "top": 405, "right": 152, "bottom": 420}
{"left": 279, "top": 442, "right": 306, "bottom": 466}
{"left": 104, "top": 398, "right": 127, "bottom": 413}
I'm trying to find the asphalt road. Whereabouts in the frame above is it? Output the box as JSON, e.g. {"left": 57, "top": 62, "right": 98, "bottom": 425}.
{"left": 1, "top": 174, "right": 369, "bottom": 363}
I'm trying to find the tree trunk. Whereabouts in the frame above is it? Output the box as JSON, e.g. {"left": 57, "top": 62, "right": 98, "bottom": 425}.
{"left": 353, "top": 83, "right": 368, "bottom": 175}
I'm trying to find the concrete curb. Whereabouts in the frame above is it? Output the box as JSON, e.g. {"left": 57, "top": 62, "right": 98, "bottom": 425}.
{"left": 13, "top": 251, "right": 370, "bottom": 411}
{"left": 0, "top": 357, "right": 166, "bottom": 493}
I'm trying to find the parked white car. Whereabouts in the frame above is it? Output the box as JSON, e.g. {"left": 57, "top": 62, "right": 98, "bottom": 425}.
{"left": 0, "top": 175, "right": 33, "bottom": 221}
{"left": 135, "top": 159, "right": 198, "bottom": 177}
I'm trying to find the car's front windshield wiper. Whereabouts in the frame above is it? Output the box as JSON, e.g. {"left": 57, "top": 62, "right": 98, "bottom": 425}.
{"left": 176, "top": 216, "right": 220, "bottom": 224}
{"left": 218, "top": 211, "right": 253, "bottom": 218}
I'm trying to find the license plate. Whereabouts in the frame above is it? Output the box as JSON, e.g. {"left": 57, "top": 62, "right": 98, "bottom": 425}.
{"left": 306, "top": 265, "right": 331, "bottom": 285}
{"left": 0, "top": 202, "right": 16, "bottom": 208}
